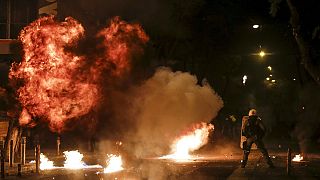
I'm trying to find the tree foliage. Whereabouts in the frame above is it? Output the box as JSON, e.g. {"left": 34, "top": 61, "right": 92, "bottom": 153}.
{"left": 270, "top": 0, "right": 320, "bottom": 85}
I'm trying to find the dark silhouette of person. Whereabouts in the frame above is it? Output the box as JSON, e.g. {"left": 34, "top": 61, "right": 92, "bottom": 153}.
{"left": 241, "top": 109, "right": 274, "bottom": 168}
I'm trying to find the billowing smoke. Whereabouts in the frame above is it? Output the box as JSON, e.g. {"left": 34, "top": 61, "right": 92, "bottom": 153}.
{"left": 118, "top": 68, "right": 223, "bottom": 157}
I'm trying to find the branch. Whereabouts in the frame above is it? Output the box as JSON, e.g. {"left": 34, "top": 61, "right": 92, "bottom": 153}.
{"left": 286, "top": 0, "right": 320, "bottom": 85}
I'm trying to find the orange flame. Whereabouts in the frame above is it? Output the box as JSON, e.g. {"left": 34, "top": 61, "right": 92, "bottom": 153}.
{"left": 104, "top": 154, "right": 124, "bottom": 173}
{"left": 19, "top": 108, "right": 32, "bottom": 126}
{"left": 40, "top": 153, "right": 55, "bottom": 170}
{"left": 10, "top": 16, "right": 97, "bottom": 132}
{"left": 292, "top": 154, "right": 303, "bottom": 162}
{"left": 40, "top": 150, "right": 102, "bottom": 170}
{"left": 10, "top": 16, "right": 148, "bottom": 132}
{"left": 63, "top": 150, "right": 86, "bottom": 169}
{"left": 97, "top": 16, "right": 149, "bottom": 76}
{"left": 161, "top": 122, "right": 214, "bottom": 160}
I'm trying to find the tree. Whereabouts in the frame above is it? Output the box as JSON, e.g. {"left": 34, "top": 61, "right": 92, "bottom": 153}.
{"left": 270, "top": 0, "right": 320, "bottom": 85}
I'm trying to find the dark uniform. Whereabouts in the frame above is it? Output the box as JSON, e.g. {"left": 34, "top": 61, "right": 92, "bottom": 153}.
{"left": 241, "top": 114, "right": 274, "bottom": 168}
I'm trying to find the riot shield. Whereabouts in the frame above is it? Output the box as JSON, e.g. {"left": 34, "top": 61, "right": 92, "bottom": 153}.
{"left": 240, "top": 116, "right": 257, "bottom": 149}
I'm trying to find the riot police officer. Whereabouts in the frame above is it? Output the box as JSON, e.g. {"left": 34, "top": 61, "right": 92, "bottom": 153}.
{"left": 241, "top": 109, "right": 274, "bottom": 168}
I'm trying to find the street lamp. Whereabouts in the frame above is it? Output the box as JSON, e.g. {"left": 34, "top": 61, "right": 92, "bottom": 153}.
{"left": 259, "top": 51, "right": 265, "bottom": 58}
{"left": 243, "top": 75, "right": 247, "bottom": 85}
{"left": 251, "top": 50, "right": 272, "bottom": 58}
{"left": 267, "top": 66, "right": 272, "bottom": 71}
{"left": 252, "top": 24, "right": 260, "bottom": 29}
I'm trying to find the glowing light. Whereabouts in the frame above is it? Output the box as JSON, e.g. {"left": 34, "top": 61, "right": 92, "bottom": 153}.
{"left": 292, "top": 154, "right": 303, "bottom": 162}
{"left": 259, "top": 51, "right": 265, "bottom": 58}
{"left": 270, "top": 74, "right": 273, "bottom": 77}
{"left": 266, "top": 77, "right": 270, "bottom": 81}
{"left": 252, "top": 24, "right": 260, "bottom": 29}
{"left": 267, "top": 66, "right": 272, "bottom": 71}
{"left": 40, "top": 153, "right": 55, "bottom": 170}
{"left": 271, "top": 80, "right": 276, "bottom": 83}
{"left": 116, "top": 141, "right": 122, "bottom": 146}
{"left": 63, "top": 150, "right": 86, "bottom": 169}
{"left": 243, "top": 75, "right": 247, "bottom": 85}
{"left": 251, "top": 51, "right": 272, "bottom": 58}
{"left": 293, "top": 78, "right": 296, "bottom": 81}
{"left": 160, "top": 123, "right": 214, "bottom": 160}
{"left": 104, "top": 154, "right": 124, "bottom": 173}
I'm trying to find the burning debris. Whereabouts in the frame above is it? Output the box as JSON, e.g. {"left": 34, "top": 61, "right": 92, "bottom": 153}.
{"left": 292, "top": 154, "right": 304, "bottom": 162}
{"left": 104, "top": 154, "right": 124, "bottom": 173}
{"left": 160, "top": 122, "right": 214, "bottom": 160}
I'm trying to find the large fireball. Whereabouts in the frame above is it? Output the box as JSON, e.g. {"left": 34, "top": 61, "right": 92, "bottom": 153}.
{"left": 10, "top": 16, "right": 148, "bottom": 132}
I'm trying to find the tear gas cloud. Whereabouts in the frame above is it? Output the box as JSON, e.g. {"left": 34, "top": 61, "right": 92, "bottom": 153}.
{"left": 120, "top": 68, "right": 223, "bottom": 157}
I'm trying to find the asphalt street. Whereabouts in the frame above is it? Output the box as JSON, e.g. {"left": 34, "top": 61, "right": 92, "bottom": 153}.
{"left": 2, "top": 149, "right": 319, "bottom": 179}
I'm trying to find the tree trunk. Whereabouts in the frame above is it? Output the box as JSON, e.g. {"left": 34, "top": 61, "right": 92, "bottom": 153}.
{"left": 286, "top": 0, "right": 320, "bottom": 85}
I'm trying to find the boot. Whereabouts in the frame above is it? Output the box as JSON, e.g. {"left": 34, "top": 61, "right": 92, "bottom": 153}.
{"left": 259, "top": 146, "right": 274, "bottom": 168}
{"left": 241, "top": 151, "right": 249, "bottom": 168}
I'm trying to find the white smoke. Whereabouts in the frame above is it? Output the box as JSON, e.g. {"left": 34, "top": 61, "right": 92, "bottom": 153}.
{"left": 123, "top": 67, "right": 223, "bottom": 157}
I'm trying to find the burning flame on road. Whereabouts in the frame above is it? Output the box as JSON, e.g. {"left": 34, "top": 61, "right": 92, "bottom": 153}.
{"left": 63, "top": 150, "right": 87, "bottom": 169}
{"left": 63, "top": 150, "right": 102, "bottom": 169}
{"left": 104, "top": 154, "right": 124, "bottom": 173}
{"left": 160, "top": 122, "right": 214, "bottom": 160}
{"left": 38, "top": 150, "right": 127, "bottom": 172}
{"left": 40, "top": 150, "right": 102, "bottom": 170}
{"left": 40, "top": 153, "right": 55, "bottom": 170}
{"left": 292, "top": 154, "right": 303, "bottom": 162}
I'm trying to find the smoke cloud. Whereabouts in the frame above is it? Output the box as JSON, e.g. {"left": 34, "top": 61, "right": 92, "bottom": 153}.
{"left": 116, "top": 67, "right": 223, "bottom": 157}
